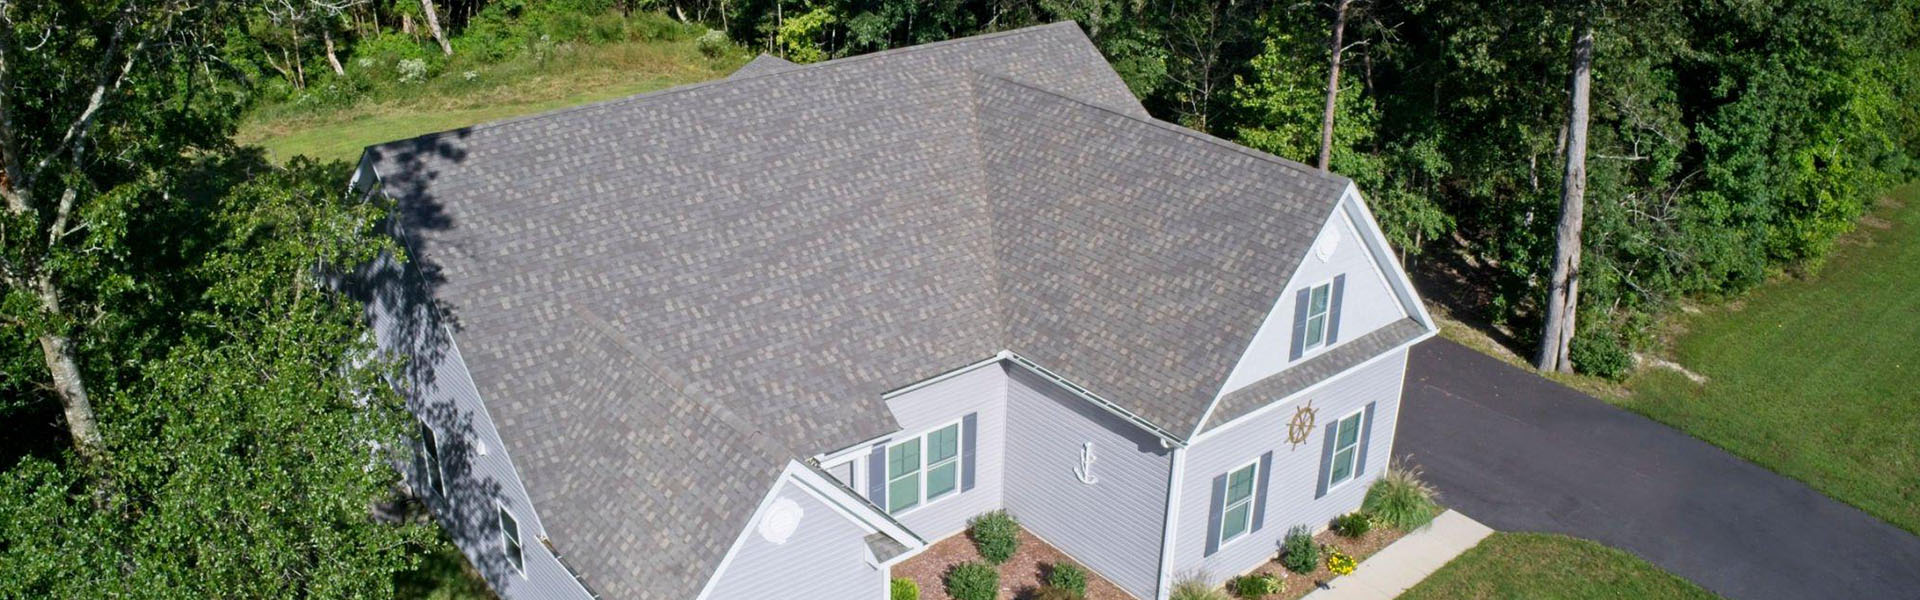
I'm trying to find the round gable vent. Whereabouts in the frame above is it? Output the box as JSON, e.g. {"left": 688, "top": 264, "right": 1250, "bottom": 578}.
{"left": 1315, "top": 229, "right": 1343, "bottom": 262}
{"left": 758, "top": 497, "right": 804, "bottom": 545}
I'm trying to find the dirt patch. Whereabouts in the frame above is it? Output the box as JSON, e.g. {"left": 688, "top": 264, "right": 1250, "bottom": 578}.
{"left": 1217, "top": 526, "right": 1408, "bottom": 600}
{"left": 893, "top": 529, "right": 1136, "bottom": 600}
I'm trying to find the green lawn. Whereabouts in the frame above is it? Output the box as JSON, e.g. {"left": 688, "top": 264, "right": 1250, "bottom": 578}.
{"left": 1399, "top": 533, "right": 1721, "bottom": 600}
{"left": 237, "top": 37, "right": 745, "bottom": 164}
{"left": 1622, "top": 184, "right": 1920, "bottom": 535}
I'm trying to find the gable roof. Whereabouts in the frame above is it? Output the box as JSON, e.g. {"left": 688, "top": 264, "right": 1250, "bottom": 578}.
{"left": 361, "top": 22, "right": 1356, "bottom": 598}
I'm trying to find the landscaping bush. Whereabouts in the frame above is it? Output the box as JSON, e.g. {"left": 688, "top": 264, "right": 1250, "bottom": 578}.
{"left": 1031, "top": 584, "right": 1083, "bottom": 600}
{"left": 1045, "top": 562, "right": 1088, "bottom": 596}
{"left": 1279, "top": 525, "right": 1319, "bottom": 574}
{"left": 891, "top": 577, "right": 919, "bottom": 600}
{"left": 1331, "top": 511, "right": 1372, "bottom": 538}
{"left": 945, "top": 562, "right": 999, "bottom": 600}
{"left": 1362, "top": 465, "right": 1441, "bottom": 530}
{"left": 1570, "top": 324, "right": 1634, "bottom": 380}
{"left": 1169, "top": 575, "right": 1231, "bottom": 600}
{"left": 967, "top": 510, "right": 1020, "bottom": 564}
{"left": 697, "top": 29, "right": 730, "bottom": 59}
{"left": 1326, "top": 548, "right": 1357, "bottom": 575}
{"left": 1229, "top": 572, "right": 1282, "bottom": 598}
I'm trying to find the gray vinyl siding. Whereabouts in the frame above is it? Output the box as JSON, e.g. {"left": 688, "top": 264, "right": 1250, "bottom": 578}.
{"left": 1004, "top": 366, "right": 1173, "bottom": 599}
{"left": 705, "top": 483, "right": 888, "bottom": 600}
{"left": 880, "top": 362, "right": 1009, "bottom": 539}
{"left": 363, "top": 250, "right": 592, "bottom": 600}
{"left": 1172, "top": 347, "right": 1409, "bottom": 585}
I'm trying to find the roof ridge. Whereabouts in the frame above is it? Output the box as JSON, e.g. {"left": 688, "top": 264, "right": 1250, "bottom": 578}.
{"left": 975, "top": 73, "right": 1353, "bottom": 189}
{"left": 362, "top": 22, "right": 1087, "bottom": 156}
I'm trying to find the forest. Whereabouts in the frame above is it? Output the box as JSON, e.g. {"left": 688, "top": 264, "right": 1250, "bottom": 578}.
{"left": 0, "top": 0, "right": 1915, "bottom": 596}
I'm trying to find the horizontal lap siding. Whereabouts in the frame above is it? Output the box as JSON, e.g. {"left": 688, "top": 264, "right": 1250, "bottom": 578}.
{"left": 366, "top": 253, "right": 591, "bottom": 600}
{"left": 1174, "top": 348, "right": 1408, "bottom": 585}
{"left": 1004, "top": 367, "right": 1173, "bottom": 599}
{"left": 884, "top": 363, "right": 1009, "bottom": 539}
{"left": 706, "top": 484, "right": 887, "bottom": 600}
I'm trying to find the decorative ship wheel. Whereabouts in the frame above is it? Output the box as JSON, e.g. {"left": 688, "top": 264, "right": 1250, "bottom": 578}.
{"left": 1287, "top": 401, "right": 1317, "bottom": 449}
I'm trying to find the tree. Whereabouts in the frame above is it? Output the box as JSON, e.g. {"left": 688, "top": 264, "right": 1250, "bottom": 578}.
{"left": 420, "top": 0, "right": 452, "bottom": 56}
{"left": 1317, "top": 0, "right": 1352, "bottom": 170}
{"left": 1537, "top": 14, "right": 1593, "bottom": 372}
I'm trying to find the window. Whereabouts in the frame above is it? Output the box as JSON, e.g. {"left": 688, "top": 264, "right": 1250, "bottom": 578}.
{"left": 886, "top": 421, "right": 963, "bottom": 514}
{"left": 1326, "top": 410, "right": 1366, "bottom": 488}
{"left": 419, "top": 420, "right": 444, "bottom": 497}
{"left": 1218, "top": 461, "right": 1259, "bottom": 546}
{"left": 498, "top": 505, "right": 525, "bottom": 576}
{"left": 1303, "top": 281, "right": 1334, "bottom": 350}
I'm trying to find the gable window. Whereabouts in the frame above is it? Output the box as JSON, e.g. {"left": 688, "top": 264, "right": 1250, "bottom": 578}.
{"left": 1326, "top": 410, "right": 1366, "bottom": 489}
{"left": 1302, "top": 281, "right": 1334, "bottom": 350}
{"left": 419, "top": 420, "right": 444, "bottom": 497}
{"left": 886, "top": 421, "right": 963, "bottom": 514}
{"left": 498, "top": 505, "right": 525, "bottom": 576}
{"left": 1217, "top": 461, "right": 1260, "bottom": 546}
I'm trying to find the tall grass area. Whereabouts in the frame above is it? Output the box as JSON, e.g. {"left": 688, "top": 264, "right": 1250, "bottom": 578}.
{"left": 238, "top": 9, "right": 747, "bottom": 163}
{"left": 1623, "top": 183, "right": 1920, "bottom": 535}
{"left": 1399, "top": 533, "right": 1721, "bottom": 600}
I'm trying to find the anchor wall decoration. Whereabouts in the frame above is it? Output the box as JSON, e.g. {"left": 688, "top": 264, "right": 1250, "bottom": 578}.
{"left": 1073, "top": 442, "right": 1099, "bottom": 485}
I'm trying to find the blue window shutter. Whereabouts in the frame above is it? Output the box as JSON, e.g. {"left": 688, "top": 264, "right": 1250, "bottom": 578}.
{"left": 1327, "top": 274, "right": 1347, "bottom": 344}
{"left": 1355, "top": 402, "right": 1376, "bottom": 477}
{"left": 867, "top": 444, "right": 887, "bottom": 508}
{"left": 1204, "top": 473, "right": 1228, "bottom": 556}
{"left": 1251, "top": 451, "right": 1274, "bottom": 533}
{"left": 1289, "top": 288, "right": 1311, "bottom": 360}
{"left": 1314, "top": 420, "right": 1338, "bottom": 499}
{"left": 961, "top": 413, "right": 978, "bottom": 492}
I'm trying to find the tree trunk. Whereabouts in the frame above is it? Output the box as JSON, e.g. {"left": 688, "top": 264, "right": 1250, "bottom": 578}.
{"left": 402, "top": 12, "right": 415, "bottom": 36}
{"left": 1317, "top": 0, "right": 1351, "bottom": 171}
{"left": 324, "top": 29, "right": 345, "bottom": 76}
{"left": 1536, "top": 21, "right": 1594, "bottom": 373}
{"left": 420, "top": 0, "right": 452, "bottom": 56}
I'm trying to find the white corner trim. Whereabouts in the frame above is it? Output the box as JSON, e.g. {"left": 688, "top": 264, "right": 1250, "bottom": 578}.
{"left": 1153, "top": 446, "right": 1187, "bottom": 600}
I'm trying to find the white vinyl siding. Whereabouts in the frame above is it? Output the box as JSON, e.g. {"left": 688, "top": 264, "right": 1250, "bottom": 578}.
{"left": 1218, "top": 461, "right": 1259, "bottom": 546}
{"left": 888, "top": 421, "right": 962, "bottom": 514}
{"left": 1326, "top": 410, "right": 1365, "bottom": 489}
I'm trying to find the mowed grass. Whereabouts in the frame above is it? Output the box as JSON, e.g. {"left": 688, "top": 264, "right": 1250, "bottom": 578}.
{"left": 1399, "top": 533, "right": 1722, "bottom": 600}
{"left": 237, "top": 38, "right": 746, "bottom": 164}
{"left": 1623, "top": 183, "right": 1920, "bottom": 534}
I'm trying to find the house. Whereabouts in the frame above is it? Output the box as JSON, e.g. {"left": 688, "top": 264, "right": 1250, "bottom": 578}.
{"left": 350, "top": 22, "right": 1434, "bottom": 600}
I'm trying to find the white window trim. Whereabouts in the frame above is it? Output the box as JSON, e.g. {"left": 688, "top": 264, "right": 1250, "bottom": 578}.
{"left": 888, "top": 418, "right": 965, "bottom": 516}
{"left": 419, "top": 419, "right": 445, "bottom": 497}
{"left": 1324, "top": 407, "right": 1368, "bottom": 493}
{"left": 1216, "top": 458, "right": 1262, "bottom": 550}
{"left": 497, "top": 501, "right": 527, "bottom": 579}
{"left": 1301, "top": 278, "right": 1336, "bottom": 354}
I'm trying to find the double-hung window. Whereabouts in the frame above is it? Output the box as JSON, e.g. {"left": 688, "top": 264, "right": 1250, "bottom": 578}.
{"left": 419, "top": 420, "right": 444, "bottom": 497}
{"left": 1326, "top": 410, "right": 1366, "bottom": 488}
{"left": 886, "top": 421, "right": 962, "bottom": 514}
{"left": 1302, "top": 281, "right": 1334, "bottom": 350}
{"left": 498, "top": 505, "right": 525, "bottom": 576}
{"left": 1218, "top": 461, "right": 1259, "bottom": 546}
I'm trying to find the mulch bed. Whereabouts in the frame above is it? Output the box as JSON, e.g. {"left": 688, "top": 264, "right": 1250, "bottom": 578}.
{"left": 892, "top": 528, "right": 1138, "bottom": 600}
{"left": 1229, "top": 526, "right": 1408, "bottom": 600}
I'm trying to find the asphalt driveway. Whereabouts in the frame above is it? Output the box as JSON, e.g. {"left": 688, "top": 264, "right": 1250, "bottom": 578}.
{"left": 1395, "top": 339, "right": 1920, "bottom": 600}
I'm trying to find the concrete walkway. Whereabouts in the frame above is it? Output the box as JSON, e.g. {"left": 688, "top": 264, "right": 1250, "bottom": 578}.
{"left": 1396, "top": 339, "right": 1920, "bottom": 600}
{"left": 1300, "top": 511, "right": 1493, "bottom": 600}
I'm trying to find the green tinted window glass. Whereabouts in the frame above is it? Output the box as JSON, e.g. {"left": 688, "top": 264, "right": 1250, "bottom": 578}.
{"left": 927, "top": 462, "right": 958, "bottom": 499}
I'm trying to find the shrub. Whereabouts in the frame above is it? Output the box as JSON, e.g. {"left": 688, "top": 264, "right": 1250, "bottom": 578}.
{"left": 1229, "top": 572, "right": 1283, "bottom": 598}
{"left": 967, "top": 510, "right": 1020, "bottom": 564}
{"left": 944, "top": 562, "right": 999, "bottom": 600}
{"left": 1362, "top": 465, "right": 1441, "bottom": 530}
{"left": 1331, "top": 512, "right": 1372, "bottom": 538}
{"left": 1045, "top": 562, "right": 1088, "bottom": 596}
{"left": 1031, "top": 585, "right": 1082, "bottom": 600}
{"left": 890, "top": 577, "right": 919, "bottom": 600}
{"left": 1169, "top": 575, "right": 1231, "bottom": 600}
{"left": 1279, "top": 525, "right": 1319, "bottom": 574}
{"left": 396, "top": 58, "right": 431, "bottom": 83}
{"left": 1326, "top": 549, "right": 1356, "bottom": 576}
{"left": 697, "top": 29, "right": 730, "bottom": 59}
{"left": 1570, "top": 324, "right": 1634, "bottom": 379}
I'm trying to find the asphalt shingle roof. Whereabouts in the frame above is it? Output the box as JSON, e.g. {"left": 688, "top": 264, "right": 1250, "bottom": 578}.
{"left": 363, "top": 22, "right": 1365, "bottom": 598}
